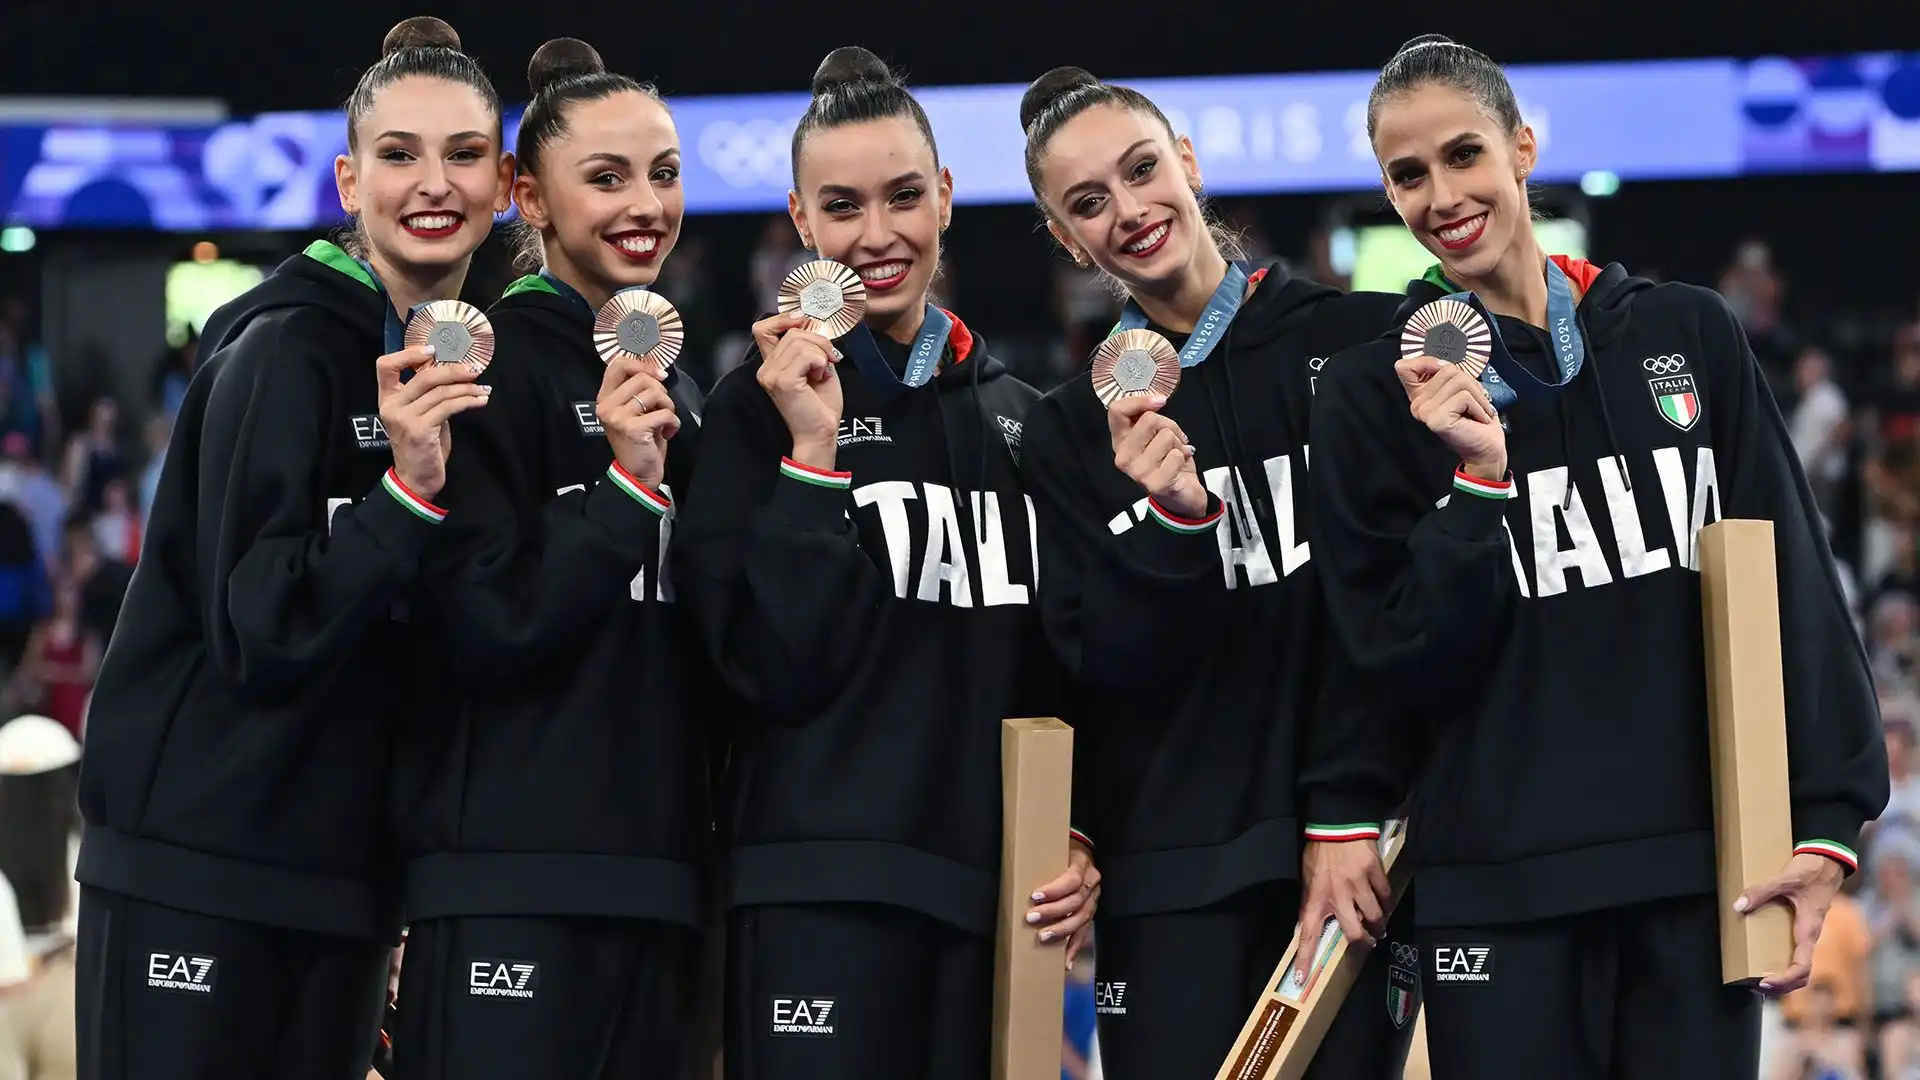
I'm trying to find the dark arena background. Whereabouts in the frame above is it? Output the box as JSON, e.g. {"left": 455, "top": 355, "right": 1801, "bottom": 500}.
{"left": 0, "top": 2, "right": 1915, "bottom": 1076}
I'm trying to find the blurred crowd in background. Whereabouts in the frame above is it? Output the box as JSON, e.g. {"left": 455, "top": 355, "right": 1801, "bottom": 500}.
{"left": 1, "top": 207, "right": 1919, "bottom": 1079}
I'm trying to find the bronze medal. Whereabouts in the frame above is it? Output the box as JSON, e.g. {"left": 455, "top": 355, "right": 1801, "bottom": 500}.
{"left": 1089, "top": 329, "right": 1181, "bottom": 410}
{"left": 776, "top": 259, "right": 867, "bottom": 339}
{"left": 1400, "top": 297, "right": 1491, "bottom": 378}
{"left": 594, "top": 290, "right": 684, "bottom": 378}
{"left": 404, "top": 300, "right": 495, "bottom": 375}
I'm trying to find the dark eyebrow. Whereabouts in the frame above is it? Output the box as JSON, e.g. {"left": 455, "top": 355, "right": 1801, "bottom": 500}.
{"left": 1059, "top": 138, "right": 1155, "bottom": 204}
{"left": 1384, "top": 131, "right": 1480, "bottom": 174}
{"left": 576, "top": 152, "right": 632, "bottom": 169}
{"left": 817, "top": 170, "right": 926, "bottom": 200}
{"left": 375, "top": 130, "right": 490, "bottom": 146}
{"left": 652, "top": 147, "right": 680, "bottom": 164}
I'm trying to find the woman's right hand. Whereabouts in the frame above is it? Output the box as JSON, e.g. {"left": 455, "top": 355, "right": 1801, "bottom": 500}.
{"left": 752, "top": 312, "right": 844, "bottom": 469}
{"left": 1395, "top": 355, "right": 1508, "bottom": 480}
{"left": 377, "top": 345, "right": 491, "bottom": 501}
{"left": 596, "top": 354, "right": 680, "bottom": 491}
{"left": 1108, "top": 395, "right": 1209, "bottom": 518}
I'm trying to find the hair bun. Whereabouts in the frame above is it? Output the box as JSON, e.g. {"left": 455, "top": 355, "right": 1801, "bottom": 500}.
{"left": 1020, "top": 66, "right": 1099, "bottom": 131}
{"left": 528, "top": 37, "right": 605, "bottom": 95}
{"left": 1392, "top": 33, "right": 1456, "bottom": 60}
{"left": 811, "top": 46, "right": 893, "bottom": 95}
{"left": 383, "top": 16, "right": 461, "bottom": 56}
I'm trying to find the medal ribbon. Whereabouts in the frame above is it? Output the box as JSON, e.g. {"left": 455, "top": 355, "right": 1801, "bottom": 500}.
{"left": 1114, "top": 261, "right": 1252, "bottom": 368}
{"left": 842, "top": 304, "right": 954, "bottom": 395}
{"left": 1423, "top": 258, "right": 1587, "bottom": 412}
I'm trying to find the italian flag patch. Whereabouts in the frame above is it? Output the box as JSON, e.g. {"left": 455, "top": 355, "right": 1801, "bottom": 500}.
{"left": 1648, "top": 373, "right": 1701, "bottom": 431}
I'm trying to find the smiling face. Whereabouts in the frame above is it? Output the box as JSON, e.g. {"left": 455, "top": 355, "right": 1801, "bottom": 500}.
{"left": 516, "top": 91, "right": 683, "bottom": 307}
{"left": 1372, "top": 83, "right": 1536, "bottom": 283}
{"left": 1036, "top": 103, "right": 1207, "bottom": 295}
{"left": 789, "top": 116, "right": 951, "bottom": 333}
{"left": 335, "top": 75, "right": 511, "bottom": 280}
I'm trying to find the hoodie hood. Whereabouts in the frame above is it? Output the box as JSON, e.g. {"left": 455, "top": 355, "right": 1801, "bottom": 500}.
{"left": 201, "top": 240, "right": 387, "bottom": 357}
{"left": 1396, "top": 257, "right": 1656, "bottom": 352}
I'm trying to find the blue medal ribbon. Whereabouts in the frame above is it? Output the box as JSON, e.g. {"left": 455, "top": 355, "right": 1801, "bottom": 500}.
{"left": 1114, "top": 261, "right": 1252, "bottom": 368}
{"left": 841, "top": 304, "right": 954, "bottom": 395}
{"left": 1425, "top": 259, "right": 1586, "bottom": 412}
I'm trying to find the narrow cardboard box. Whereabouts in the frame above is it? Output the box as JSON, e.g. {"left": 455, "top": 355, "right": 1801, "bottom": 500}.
{"left": 1698, "top": 518, "right": 1795, "bottom": 985}
{"left": 1215, "top": 820, "right": 1415, "bottom": 1080}
{"left": 994, "top": 717, "right": 1075, "bottom": 1080}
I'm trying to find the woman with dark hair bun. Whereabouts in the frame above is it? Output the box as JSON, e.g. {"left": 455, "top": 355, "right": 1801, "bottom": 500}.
{"left": 387, "top": 35, "right": 706, "bottom": 1080}
{"left": 1310, "top": 34, "right": 1887, "bottom": 1079}
{"left": 673, "top": 45, "right": 1095, "bottom": 1080}
{"left": 70, "top": 16, "right": 508, "bottom": 1080}
{"left": 1014, "top": 64, "right": 1417, "bottom": 1080}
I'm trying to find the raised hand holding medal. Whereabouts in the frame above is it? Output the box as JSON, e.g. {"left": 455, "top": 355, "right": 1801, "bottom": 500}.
{"left": 378, "top": 301, "right": 495, "bottom": 501}
{"left": 1396, "top": 295, "right": 1507, "bottom": 478}
{"left": 593, "top": 290, "right": 684, "bottom": 491}
{"left": 754, "top": 260, "right": 855, "bottom": 469}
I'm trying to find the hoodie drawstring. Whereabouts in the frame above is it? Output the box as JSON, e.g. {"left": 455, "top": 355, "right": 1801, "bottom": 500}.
{"left": 1555, "top": 311, "right": 1627, "bottom": 512}
{"left": 1199, "top": 324, "right": 1277, "bottom": 552}
{"left": 931, "top": 354, "right": 993, "bottom": 609}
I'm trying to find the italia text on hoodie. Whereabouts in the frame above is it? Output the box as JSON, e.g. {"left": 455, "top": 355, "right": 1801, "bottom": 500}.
{"left": 1021, "top": 258, "right": 1410, "bottom": 916}
{"left": 671, "top": 312, "right": 1058, "bottom": 935}
{"left": 1310, "top": 256, "right": 1889, "bottom": 927}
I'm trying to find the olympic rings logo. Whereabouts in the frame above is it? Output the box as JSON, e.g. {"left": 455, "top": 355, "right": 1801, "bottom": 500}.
{"left": 1642, "top": 354, "right": 1687, "bottom": 375}
{"left": 695, "top": 118, "right": 799, "bottom": 188}
{"left": 1390, "top": 942, "right": 1419, "bottom": 967}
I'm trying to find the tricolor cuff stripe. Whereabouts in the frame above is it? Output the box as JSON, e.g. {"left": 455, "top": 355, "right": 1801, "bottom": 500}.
{"left": 1304, "top": 823, "right": 1383, "bottom": 842}
{"left": 606, "top": 462, "right": 671, "bottom": 517}
{"left": 779, "top": 458, "right": 852, "bottom": 490}
{"left": 1069, "top": 827, "right": 1094, "bottom": 850}
{"left": 382, "top": 469, "right": 447, "bottom": 523}
{"left": 1147, "top": 496, "right": 1224, "bottom": 535}
{"left": 1453, "top": 468, "right": 1511, "bottom": 501}
{"left": 1794, "top": 840, "right": 1859, "bottom": 872}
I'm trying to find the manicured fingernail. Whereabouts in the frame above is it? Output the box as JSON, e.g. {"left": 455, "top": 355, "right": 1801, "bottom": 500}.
{"left": 1040, "top": 930, "right": 1057, "bottom": 942}
{"left": 421, "top": 345, "right": 436, "bottom": 358}
{"left": 1150, "top": 395, "right": 1167, "bottom": 406}
{"left": 1734, "top": 897, "right": 1749, "bottom": 913}
{"left": 479, "top": 384, "right": 493, "bottom": 395}
{"left": 1026, "top": 911, "right": 1041, "bottom": 924}
{"left": 1032, "top": 891, "right": 1046, "bottom": 902}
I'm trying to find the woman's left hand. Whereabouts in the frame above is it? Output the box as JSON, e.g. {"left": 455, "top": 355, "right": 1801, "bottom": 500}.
{"left": 1738, "top": 851, "right": 1846, "bottom": 996}
{"left": 1028, "top": 838, "right": 1102, "bottom": 968}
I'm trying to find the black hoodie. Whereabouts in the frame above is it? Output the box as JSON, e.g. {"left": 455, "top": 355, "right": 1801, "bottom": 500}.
{"left": 77, "top": 240, "right": 446, "bottom": 939}
{"left": 671, "top": 311, "right": 1057, "bottom": 935}
{"left": 1019, "top": 260, "right": 1407, "bottom": 916}
{"left": 393, "top": 273, "right": 712, "bottom": 927}
{"left": 1311, "top": 257, "right": 1888, "bottom": 927}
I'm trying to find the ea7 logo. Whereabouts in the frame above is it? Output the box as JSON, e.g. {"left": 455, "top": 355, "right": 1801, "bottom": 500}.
{"left": 1094, "top": 981, "right": 1128, "bottom": 1016}
{"left": 573, "top": 401, "right": 604, "bottom": 436}
{"left": 468, "top": 959, "right": 538, "bottom": 1000}
{"left": 837, "top": 416, "right": 890, "bottom": 446}
{"left": 350, "top": 414, "right": 390, "bottom": 449}
{"left": 146, "top": 952, "right": 217, "bottom": 995}
{"left": 1432, "top": 945, "right": 1494, "bottom": 983}
{"left": 771, "top": 997, "right": 836, "bottom": 1037}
